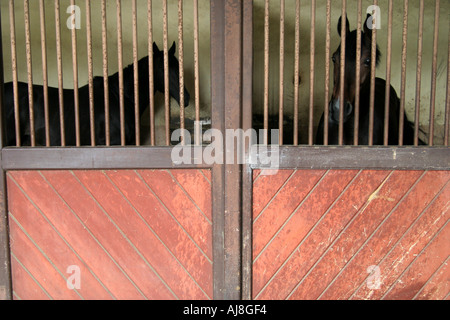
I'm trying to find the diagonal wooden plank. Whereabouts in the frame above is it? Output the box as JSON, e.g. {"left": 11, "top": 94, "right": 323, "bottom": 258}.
{"left": 7, "top": 175, "right": 114, "bottom": 300}
{"left": 383, "top": 221, "right": 449, "bottom": 300}
{"left": 201, "top": 169, "right": 211, "bottom": 184}
{"left": 319, "top": 171, "right": 449, "bottom": 300}
{"left": 287, "top": 170, "right": 423, "bottom": 300}
{"left": 252, "top": 170, "right": 294, "bottom": 219}
{"left": 169, "top": 169, "right": 212, "bottom": 223}
{"left": 106, "top": 170, "right": 213, "bottom": 298}
{"left": 9, "top": 218, "right": 81, "bottom": 300}
{"left": 46, "top": 170, "right": 172, "bottom": 299}
{"left": 253, "top": 169, "right": 262, "bottom": 182}
{"left": 9, "top": 171, "right": 147, "bottom": 300}
{"left": 351, "top": 180, "right": 450, "bottom": 300}
{"left": 255, "top": 170, "right": 390, "bottom": 300}
{"left": 137, "top": 170, "right": 212, "bottom": 260}
{"left": 414, "top": 257, "right": 449, "bottom": 300}
{"left": 73, "top": 170, "right": 209, "bottom": 300}
{"left": 253, "top": 170, "right": 326, "bottom": 260}
{"left": 253, "top": 170, "right": 358, "bottom": 295}
{"left": 10, "top": 252, "right": 51, "bottom": 300}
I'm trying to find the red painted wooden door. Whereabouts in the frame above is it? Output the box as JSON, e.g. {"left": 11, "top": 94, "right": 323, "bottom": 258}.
{"left": 7, "top": 169, "right": 212, "bottom": 300}
{"left": 252, "top": 169, "right": 449, "bottom": 300}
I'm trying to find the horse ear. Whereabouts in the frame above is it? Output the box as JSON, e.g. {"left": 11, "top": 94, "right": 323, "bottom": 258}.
{"left": 169, "top": 41, "right": 176, "bottom": 56}
{"left": 337, "top": 15, "right": 350, "bottom": 37}
{"left": 153, "top": 42, "right": 160, "bottom": 53}
{"left": 364, "top": 14, "right": 373, "bottom": 39}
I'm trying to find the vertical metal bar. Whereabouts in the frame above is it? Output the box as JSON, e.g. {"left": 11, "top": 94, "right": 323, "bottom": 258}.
{"left": 132, "top": 0, "right": 140, "bottom": 146}
{"left": 383, "top": 0, "right": 393, "bottom": 146}
{"left": 86, "top": 0, "right": 95, "bottom": 146}
{"left": 413, "top": 0, "right": 424, "bottom": 146}
{"left": 278, "top": 0, "right": 284, "bottom": 145}
{"left": 398, "top": 0, "right": 409, "bottom": 146}
{"left": 241, "top": 0, "right": 253, "bottom": 300}
{"left": 0, "top": 164, "right": 10, "bottom": 300}
{"left": 293, "top": 0, "right": 300, "bottom": 146}
{"left": 211, "top": 0, "right": 246, "bottom": 300}
{"left": 148, "top": 0, "right": 155, "bottom": 146}
{"left": 428, "top": 0, "right": 440, "bottom": 146}
{"left": 308, "top": 0, "right": 316, "bottom": 146}
{"left": 210, "top": 0, "right": 225, "bottom": 299}
{"left": 39, "top": 0, "right": 50, "bottom": 147}
{"left": 338, "top": 0, "right": 346, "bottom": 146}
{"left": 368, "top": 0, "right": 378, "bottom": 146}
{"left": 55, "top": 0, "right": 65, "bottom": 146}
{"left": 101, "top": 0, "right": 110, "bottom": 146}
{"left": 24, "top": 0, "right": 35, "bottom": 147}
{"left": 116, "top": 0, "right": 125, "bottom": 146}
{"left": 0, "top": 4, "right": 13, "bottom": 300}
{"left": 323, "top": 0, "right": 331, "bottom": 146}
{"left": 70, "top": 0, "right": 80, "bottom": 147}
{"left": 194, "top": 0, "right": 201, "bottom": 145}
{"left": 163, "top": 0, "right": 170, "bottom": 146}
{"left": 354, "top": 0, "right": 362, "bottom": 146}
{"left": 178, "top": 0, "right": 185, "bottom": 145}
{"left": 0, "top": 166, "right": 10, "bottom": 300}
{"left": 223, "top": 0, "right": 243, "bottom": 300}
{"left": 9, "top": 0, "right": 20, "bottom": 147}
{"left": 263, "top": 0, "right": 269, "bottom": 144}
{"left": 445, "top": 18, "right": 450, "bottom": 147}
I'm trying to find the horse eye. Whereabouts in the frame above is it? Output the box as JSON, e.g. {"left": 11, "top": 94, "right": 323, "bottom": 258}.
{"left": 332, "top": 56, "right": 336, "bottom": 63}
{"left": 364, "top": 58, "right": 371, "bottom": 66}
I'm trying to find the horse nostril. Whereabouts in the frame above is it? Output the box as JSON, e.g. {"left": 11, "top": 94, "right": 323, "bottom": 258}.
{"left": 328, "top": 99, "right": 340, "bottom": 123}
{"left": 344, "top": 102, "right": 353, "bottom": 118}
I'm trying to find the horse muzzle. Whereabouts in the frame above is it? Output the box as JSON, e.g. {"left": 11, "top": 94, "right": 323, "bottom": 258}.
{"left": 329, "top": 98, "right": 353, "bottom": 123}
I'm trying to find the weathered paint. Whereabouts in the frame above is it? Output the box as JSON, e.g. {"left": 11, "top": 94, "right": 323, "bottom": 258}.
{"left": 7, "top": 169, "right": 212, "bottom": 300}
{"left": 253, "top": 169, "right": 449, "bottom": 300}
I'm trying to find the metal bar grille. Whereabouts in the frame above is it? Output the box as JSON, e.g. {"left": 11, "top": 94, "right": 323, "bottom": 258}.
{"left": 309, "top": 0, "right": 316, "bottom": 146}
{"left": 54, "top": 0, "right": 65, "bottom": 146}
{"left": 254, "top": 0, "right": 449, "bottom": 147}
{"left": 1, "top": 0, "right": 449, "bottom": 148}
{"left": 132, "top": 0, "right": 139, "bottom": 146}
{"left": 101, "top": 0, "right": 110, "bottom": 146}
{"left": 39, "top": 0, "right": 50, "bottom": 147}
{"left": 70, "top": 0, "right": 80, "bottom": 147}
{"left": 338, "top": 1, "right": 346, "bottom": 146}
{"left": 353, "top": 0, "right": 362, "bottom": 146}
{"left": 86, "top": 0, "right": 94, "bottom": 146}
{"left": 8, "top": 0, "right": 20, "bottom": 147}
{"left": 147, "top": 0, "right": 155, "bottom": 146}
{"left": 384, "top": 0, "right": 393, "bottom": 146}
{"left": 428, "top": 0, "right": 440, "bottom": 147}
{"left": 1, "top": 0, "right": 207, "bottom": 148}
{"left": 23, "top": 0, "right": 34, "bottom": 147}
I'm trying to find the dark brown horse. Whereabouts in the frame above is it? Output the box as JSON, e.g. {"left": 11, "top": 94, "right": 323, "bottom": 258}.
{"left": 316, "top": 14, "right": 416, "bottom": 145}
{"left": 3, "top": 42, "right": 189, "bottom": 146}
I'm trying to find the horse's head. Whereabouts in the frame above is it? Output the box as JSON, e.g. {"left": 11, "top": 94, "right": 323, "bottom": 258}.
{"left": 152, "top": 42, "right": 190, "bottom": 108}
{"left": 329, "top": 14, "right": 381, "bottom": 123}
